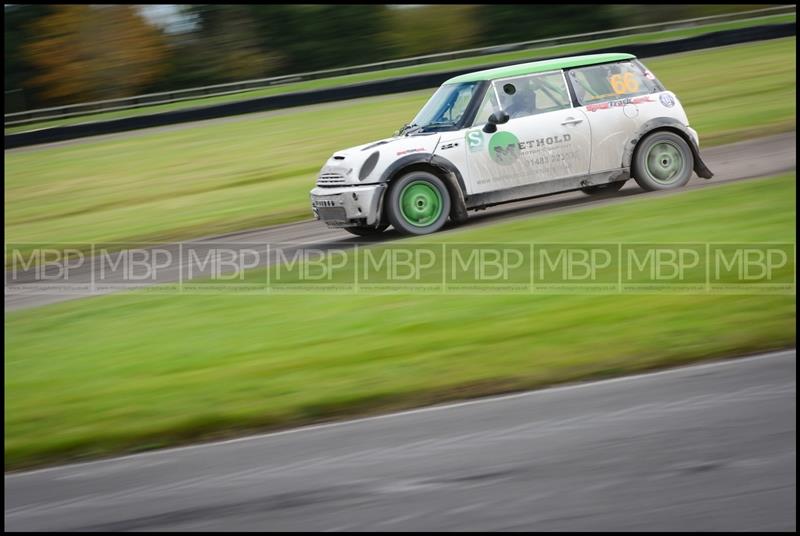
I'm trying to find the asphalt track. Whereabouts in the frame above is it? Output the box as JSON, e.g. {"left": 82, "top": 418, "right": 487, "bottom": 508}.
{"left": 4, "top": 131, "right": 796, "bottom": 313}
{"left": 4, "top": 349, "right": 796, "bottom": 531}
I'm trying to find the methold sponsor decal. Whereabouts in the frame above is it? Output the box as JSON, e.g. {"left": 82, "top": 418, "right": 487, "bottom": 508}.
{"left": 489, "top": 131, "right": 572, "bottom": 166}
{"left": 586, "top": 95, "right": 655, "bottom": 112}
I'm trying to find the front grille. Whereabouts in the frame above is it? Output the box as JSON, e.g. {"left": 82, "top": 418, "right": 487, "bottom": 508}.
{"left": 313, "top": 199, "right": 336, "bottom": 208}
{"left": 317, "top": 206, "right": 348, "bottom": 222}
{"left": 317, "top": 172, "right": 346, "bottom": 185}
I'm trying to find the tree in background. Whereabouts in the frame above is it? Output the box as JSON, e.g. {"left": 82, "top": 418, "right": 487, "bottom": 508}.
{"left": 172, "top": 5, "right": 392, "bottom": 84}
{"left": 610, "top": 4, "right": 774, "bottom": 26}
{"left": 382, "top": 4, "right": 481, "bottom": 57}
{"left": 22, "top": 5, "right": 168, "bottom": 104}
{"left": 4, "top": 5, "right": 53, "bottom": 97}
{"left": 245, "top": 5, "right": 392, "bottom": 73}
{"left": 4, "top": 4, "right": 782, "bottom": 108}
{"left": 177, "top": 5, "right": 283, "bottom": 84}
{"left": 473, "top": 4, "right": 776, "bottom": 44}
{"left": 475, "top": 5, "right": 619, "bottom": 46}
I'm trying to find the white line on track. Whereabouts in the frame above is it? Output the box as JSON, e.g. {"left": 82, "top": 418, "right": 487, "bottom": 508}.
{"left": 6, "top": 348, "right": 795, "bottom": 480}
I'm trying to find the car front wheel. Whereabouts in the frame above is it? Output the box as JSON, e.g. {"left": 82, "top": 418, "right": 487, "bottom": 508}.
{"left": 386, "top": 171, "right": 451, "bottom": 235}
{"left": 632, "top": 131, "right": 694, "bottom": 191}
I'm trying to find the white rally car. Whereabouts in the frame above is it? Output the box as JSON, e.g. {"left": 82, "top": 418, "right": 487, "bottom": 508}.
{"left": 310, "top": 53, "right": 713, "bottom": 236}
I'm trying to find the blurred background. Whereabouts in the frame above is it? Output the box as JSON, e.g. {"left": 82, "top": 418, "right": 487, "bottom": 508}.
{"left": 3, "top": 4, "right": 779, "bottom": 109}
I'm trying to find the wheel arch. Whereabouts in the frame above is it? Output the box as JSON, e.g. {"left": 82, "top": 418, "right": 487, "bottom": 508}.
{"left": 624, "top": 119, "right": 713, "bottom": 179}
{"left": 378, "top": 153, "right": 469, "bottom": 224}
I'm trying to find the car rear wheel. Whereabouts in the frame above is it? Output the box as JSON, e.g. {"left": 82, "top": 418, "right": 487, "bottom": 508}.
{"left": 632, "top": 131, "right": 693, "bottom": 191}
{"left": 580, "top": 181, "right": 627, "bottom": 195}
{"left": 386, "top": 171, "right": 451, "bottom": 235}
{"left": 344, "top": 224, "right": 388, "bottom": 237}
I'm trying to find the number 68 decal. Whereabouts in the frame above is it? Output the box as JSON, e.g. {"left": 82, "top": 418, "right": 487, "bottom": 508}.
{"left": 609, "top": 73, "right": 640, "bottom": 94}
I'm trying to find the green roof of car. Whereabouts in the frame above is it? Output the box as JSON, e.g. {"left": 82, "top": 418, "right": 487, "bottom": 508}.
{"left": 445, "top": 53, "right": 637, "bottom": 84}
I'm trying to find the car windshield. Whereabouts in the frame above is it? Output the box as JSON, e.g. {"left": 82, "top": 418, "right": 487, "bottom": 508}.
{"left": 406, "top": 82, "right": 480, "bottom": 134}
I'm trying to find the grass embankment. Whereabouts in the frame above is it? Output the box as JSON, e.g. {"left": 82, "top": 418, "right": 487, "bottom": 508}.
{"left": 5, "top": 12, "right": 794, "bottom": 133}
{"left": 5, "top": 173, "right": 796, "bottom": 470}
{"left": 4, "top": 37, "right": 796, "bottom": 260}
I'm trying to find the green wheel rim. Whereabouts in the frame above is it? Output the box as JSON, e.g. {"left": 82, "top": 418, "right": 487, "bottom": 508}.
{"left": 399, "top": 180, "right": 443, "bottom": 227}
{"left": 645, "top": 141, "right": 684, "bottom": 184}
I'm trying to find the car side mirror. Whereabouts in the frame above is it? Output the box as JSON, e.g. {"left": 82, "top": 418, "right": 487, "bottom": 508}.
{"left": 482, "top": 110, "right": 510, "bottom": 133}
{"left": 490, "top": 111, "right": 510, "bottom": 125}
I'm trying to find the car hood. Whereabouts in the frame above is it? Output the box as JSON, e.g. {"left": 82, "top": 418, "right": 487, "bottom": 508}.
{"left": 316, "top": 134, "right": 441, "bottom": 186}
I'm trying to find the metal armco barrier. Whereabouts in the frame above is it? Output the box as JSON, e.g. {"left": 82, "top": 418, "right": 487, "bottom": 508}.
{"left": 5, "top": 23, "right": 795, "bottom": 149}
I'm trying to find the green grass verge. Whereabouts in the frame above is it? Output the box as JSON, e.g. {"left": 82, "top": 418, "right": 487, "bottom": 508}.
{"left": 4, "top": 173, "right": 796, "bottom": 470}
{"left": 4, "top": 38, "right": 796, "bottom": 261}
{"left": 5, "top": 12, "right": 794, "bottom": 134}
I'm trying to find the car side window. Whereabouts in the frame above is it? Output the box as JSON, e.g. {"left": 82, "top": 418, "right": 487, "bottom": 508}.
{"left": 491, "top": 72, "right": 571, "bottom": 121}
{"left": 531, "top": 72, "right": 571, "bottom": 111}
{"left": 568, "top": 61, "right": 661, "bottom": 106}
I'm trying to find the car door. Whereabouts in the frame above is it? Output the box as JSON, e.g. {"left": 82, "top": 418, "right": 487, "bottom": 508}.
{"left": 565, "top": 60, "right": 663, "bottom": 174}
{"left": 464, "top": 71, "right": 591, "bottom": 195}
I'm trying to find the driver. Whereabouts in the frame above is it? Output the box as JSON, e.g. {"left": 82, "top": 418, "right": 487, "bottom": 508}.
{"left": 506, "top": 88, "right": 537, "bottom": 119}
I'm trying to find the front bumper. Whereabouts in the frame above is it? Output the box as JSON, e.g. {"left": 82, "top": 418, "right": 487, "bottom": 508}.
{"left": 310, "top": 183, "right": 386, "bottom": 228}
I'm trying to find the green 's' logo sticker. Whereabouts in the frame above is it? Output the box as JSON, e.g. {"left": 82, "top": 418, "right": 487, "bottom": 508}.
{"left": 489, "top": 131, "right": 520, "bottom": 165}
{"left": 466, "top": 130, "right": 484, "bottom": 153}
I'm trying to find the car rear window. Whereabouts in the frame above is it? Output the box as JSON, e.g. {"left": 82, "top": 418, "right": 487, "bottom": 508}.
{"left": 567, "top": 61, "right": 662, "bottom": 106}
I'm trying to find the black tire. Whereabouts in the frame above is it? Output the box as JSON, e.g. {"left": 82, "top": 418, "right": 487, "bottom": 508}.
{"left": 386, "top": 171, "right": 451, "bottom": 235}
{"left": 580, "top": 180, "right": 627, "bottom": 195}
{"left": 632, "top": 131, "right": 694, "bottom": 191}
{"left": 344, "top": 224, "right": 388, "bottom": 237}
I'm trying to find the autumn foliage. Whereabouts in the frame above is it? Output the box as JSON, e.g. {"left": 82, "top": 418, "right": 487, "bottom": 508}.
{"left": 23, "top": 5, "right": 168, "bottom": 104}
